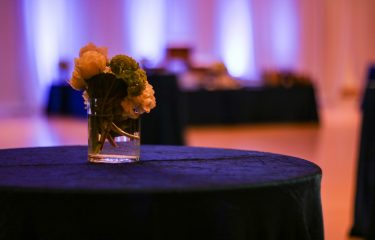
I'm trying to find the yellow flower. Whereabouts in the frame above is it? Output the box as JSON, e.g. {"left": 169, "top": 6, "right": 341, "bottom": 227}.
{"left": 121, "top": 98, "right": 139, "bottom": 119}
{"left": 69, "top": 42, "right": 156, "bottom": 119}
{"left": 68, "top": 43, "right": 108, "bottom": 90}
{"left": 121, "top": 82, "right": 156, "bottom": 119}
{"left": 135, "top": 82, "right": 156, "bottom": 113}
{"left": 69, "top": 69, "right": 85, "bottom": 90}
{"left": 79, "top": 42, "right": 108, "bottom": 60}
{"left": 75, "top": 51, "right": 107, "bottom": 80}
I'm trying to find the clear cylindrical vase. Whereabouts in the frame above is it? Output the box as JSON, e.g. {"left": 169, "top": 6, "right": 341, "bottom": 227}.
{"left": 87, "top": 99, "right": 140, "bottom": 163}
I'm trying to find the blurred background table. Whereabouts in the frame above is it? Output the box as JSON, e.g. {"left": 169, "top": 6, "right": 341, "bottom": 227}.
{"left": 0, "top": 145, "right": 323, "bottom": 240}
{"left": 46, "top": 84, "right": 87, "bottom": 117}
{"left": 351, "top": 66, "right": 375, "bottom": 239}
{"left": 46, "top": 74, "right": 319, "bottom": 146}
{"left": 185, "top": 86, "right": 319, "bottom": 125}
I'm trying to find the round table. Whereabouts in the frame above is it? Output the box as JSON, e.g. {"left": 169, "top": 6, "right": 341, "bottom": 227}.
{"left": 0, "top": 145, "right": 323, "bottom": 240}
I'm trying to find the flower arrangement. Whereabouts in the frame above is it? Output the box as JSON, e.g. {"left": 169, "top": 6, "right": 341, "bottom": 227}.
{"left": 69, "top": 43, "right": 156, "bottom": 157}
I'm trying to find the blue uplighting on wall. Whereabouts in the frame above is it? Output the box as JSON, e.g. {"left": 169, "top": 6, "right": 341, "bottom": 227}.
{"left": 126, "top": 0, "right": 166, "bottom": 65}
{"left": 21, "top": 0, "right": 300, "bottom": 90}
{"left": 270, "top": 0, "right": 299, "bottom": 69}
{"left": 217, "top": 0, "right": 256, "bottom": 80}
{"left": 23, "top": 0, "right": 69, "bottom": 104}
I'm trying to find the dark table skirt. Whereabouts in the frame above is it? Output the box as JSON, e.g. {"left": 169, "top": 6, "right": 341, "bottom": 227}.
{"left": 0, "top": 145, "right": 324, "bottom": 240}
{"left": 185, "top": 86, "right": 319, "bottom": 125}
{"left": 351, "top": 86, "right": 375, "bottom": 239}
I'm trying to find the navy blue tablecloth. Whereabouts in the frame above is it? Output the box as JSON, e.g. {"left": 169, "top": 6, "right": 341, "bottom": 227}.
{"left": 0, "top": 145, "right": 323, "bottom": 240}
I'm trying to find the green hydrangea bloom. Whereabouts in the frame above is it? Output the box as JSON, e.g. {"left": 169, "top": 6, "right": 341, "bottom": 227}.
{"left": 109, "top": 55, "right": 146, "bottom": 96}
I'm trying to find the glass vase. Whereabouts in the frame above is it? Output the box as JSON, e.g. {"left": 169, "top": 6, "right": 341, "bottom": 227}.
{"left": 87, "top": 99, "right": 140, "bottom": 163}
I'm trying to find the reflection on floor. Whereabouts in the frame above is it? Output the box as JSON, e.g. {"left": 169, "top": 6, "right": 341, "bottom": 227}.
{"left": 0, "top": 100, "right": 364, "bottom": 240}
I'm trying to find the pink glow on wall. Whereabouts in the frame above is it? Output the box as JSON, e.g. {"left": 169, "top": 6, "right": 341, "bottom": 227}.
{"left": 270, "top": 0, "right": 299, "bottom": 69}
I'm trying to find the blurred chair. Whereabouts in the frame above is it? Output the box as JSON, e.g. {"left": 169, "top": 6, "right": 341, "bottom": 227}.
{"left": 159, "top": 46, "right": 192, "bottom": 74}
{"left": 141, "top": 74, "right": 186, "bottom": 145}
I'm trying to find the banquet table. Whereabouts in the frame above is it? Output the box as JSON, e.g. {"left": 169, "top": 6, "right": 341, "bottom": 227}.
{"left": 0, "top": 145, "right": 324, "bottom": 240}
{"left": 351, "top": 82, "right": 375, "bottom": 239}
{"left": 184, "top": 86, "right": 319, "bottom": 125}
